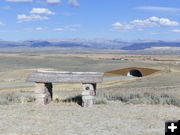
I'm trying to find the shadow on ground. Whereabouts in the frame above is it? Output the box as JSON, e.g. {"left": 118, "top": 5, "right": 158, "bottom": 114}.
{"left": 62, "top": 95, "right": 82, "bottom": 106}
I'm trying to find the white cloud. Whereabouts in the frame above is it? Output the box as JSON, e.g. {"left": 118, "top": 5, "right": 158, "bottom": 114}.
{"left": 30, "top": 8, "right": 55, "bottom": 15}
{"left": 0, "top": 21, "right": 4, "bottom": 26}
{"left": 68, "top": 0, "right": 80, "bottom": 7}
{"left": 17, "top": 14, "right": 48, "bottom": 22}
{"left": 47, "top": 0, "right": 61, "bottom": 5}
{"left": 112, "top": 22, "right": 134, "bottom": 31}
{"left": 54, "top": 25, "right": 80, "bottom": 31}
{"left": 35, "top": 27, "right": 44, "bottom": 31}
{"left": 54, "top": 28, "right": 65, "bottom": 31}
{"left": 148, "top": 32, "right": 159, "bottom": 35}
{"left": 136, "top": 6, "right": 180, "bottom": 12}
{"left": 112, "top": 16, "right": 179, "bottom": 31}
{"left": 6, "top": 0, "right": 32, "bottom": 2}
{"left": 131, "top": 19, "right": 156, "bottom": 27}
{"left": 131, "top": 16, "right": 179, "bottom": 27}
{"left": 171, "top": 29, "right": 180, "bottom": 33}
{"left": 148, "top": 16, "right": 179, "bottom": 26}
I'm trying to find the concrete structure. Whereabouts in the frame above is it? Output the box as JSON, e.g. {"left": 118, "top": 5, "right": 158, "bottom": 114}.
{"left": 27, "top": 70, "right": 103, "bottom": 106}
{"left": 105, "top": 67, "right": 160, "bottom": 77}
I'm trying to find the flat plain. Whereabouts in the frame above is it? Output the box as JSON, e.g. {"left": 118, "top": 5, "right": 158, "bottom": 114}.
{"left": 0, "top": 53, "right": 180, "bottom": 135}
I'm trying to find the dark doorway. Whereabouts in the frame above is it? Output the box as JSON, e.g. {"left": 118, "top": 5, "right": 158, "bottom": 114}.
{"left": 127, "top": 70, "right": 143, "bottom": 77}
{"left": 45, "top": 83, "right": 53, "bottom": 100}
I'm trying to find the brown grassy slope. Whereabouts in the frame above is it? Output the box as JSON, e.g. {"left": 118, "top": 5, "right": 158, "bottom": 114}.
{"left": 105, "top": 67, "right": 160, "bottom": 76}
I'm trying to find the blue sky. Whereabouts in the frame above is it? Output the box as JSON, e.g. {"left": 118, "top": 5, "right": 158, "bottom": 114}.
{"left": 1, "top": 0, "right": 180, "bottom": 41}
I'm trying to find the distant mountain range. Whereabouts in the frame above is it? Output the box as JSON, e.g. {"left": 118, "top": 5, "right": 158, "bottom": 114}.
{"left": 0, "top": 39, "right": 180, "bottom": 50}
{"left": 121, "top": 41, "right": 180, "bottom": 50}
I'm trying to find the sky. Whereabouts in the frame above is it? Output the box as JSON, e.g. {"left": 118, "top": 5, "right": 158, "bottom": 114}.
{"left": 1, "top": 0, "right": 180, "bottom": 41}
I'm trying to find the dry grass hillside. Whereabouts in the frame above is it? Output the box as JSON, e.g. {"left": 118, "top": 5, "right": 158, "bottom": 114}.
{"left": 0, "top": 53, "right": 180, "bottom": 135}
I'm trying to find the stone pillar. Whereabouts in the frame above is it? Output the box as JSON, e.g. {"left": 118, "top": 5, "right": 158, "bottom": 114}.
{"left": 82, "top": 83, "right": 96, "bottom": 107}
{"left": 35, "top": 82, "right": 53, "bottom": 105}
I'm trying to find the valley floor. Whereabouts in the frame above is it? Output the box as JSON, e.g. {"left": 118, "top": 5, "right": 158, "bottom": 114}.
{"left": 0, "top": 54, "right": 179, "bottom": 135}
{"left": 0, "top": 102, "right": 179, "bottom": 135}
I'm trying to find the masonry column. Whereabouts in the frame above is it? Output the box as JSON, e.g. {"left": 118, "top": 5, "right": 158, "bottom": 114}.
{"left": 35, "top": 82, "right": 53, "bottom": 105}
{"left": 82, "top": 83, "right": 96, "bottom": 107}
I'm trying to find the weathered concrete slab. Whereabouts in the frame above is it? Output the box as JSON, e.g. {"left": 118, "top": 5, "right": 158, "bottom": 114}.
{"left": 27, "top": 70, "right": 104, "bottom": 83}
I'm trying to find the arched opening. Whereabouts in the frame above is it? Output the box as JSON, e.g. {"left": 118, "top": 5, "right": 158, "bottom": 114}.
{"left": 127, "top": 70, "right": 142, "bottom": 77}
